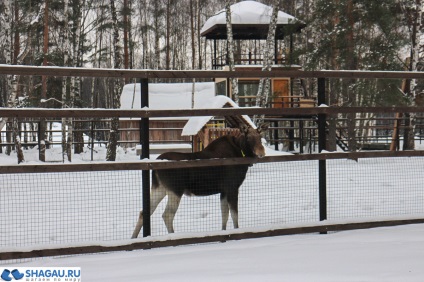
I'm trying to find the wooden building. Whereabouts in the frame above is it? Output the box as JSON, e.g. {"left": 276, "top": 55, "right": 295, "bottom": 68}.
{"left": 200, "top": 1, "right": 314, "bottom": 109}
{"left": 119, "top": 82, "right": 215, "bottom": 152}
{"left": 120, "top": 1, "right": 314, "bottom": 154}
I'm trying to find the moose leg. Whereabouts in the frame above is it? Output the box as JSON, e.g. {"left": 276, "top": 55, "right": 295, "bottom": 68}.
{"left": 131, "top": 185, "right": 167, "bottom": 239}
{"left": 228, "top": 193, "right": 239, "bottom": 229}
{"left": 162, "top": 192, "right": 182, "bottom": 233}
{"left": 220, "top": 193, "right": 230, "bottom": 230}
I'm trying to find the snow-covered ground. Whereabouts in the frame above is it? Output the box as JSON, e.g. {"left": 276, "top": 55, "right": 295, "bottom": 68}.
{"left": 1, "top": 141, "right": 424, "bottom": 281}
{"left": 2, "top": 224, "right": 424, "bottom": 281}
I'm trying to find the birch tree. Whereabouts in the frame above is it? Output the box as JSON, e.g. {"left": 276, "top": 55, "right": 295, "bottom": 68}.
{"left": 70, "top": 0, "right": 84, "bottom": 154}
{"left": 402, "top": 0, "right": 422, "bottom": 150}
{"left": 106, "top": 0, "right": 123, "bottom": 161}
{"left": 37, "top": 0, "right": 50, "bottom": 162}
{"left": 225, "top": 0, "right": 239, "bottom": 104}
{"left": 62, "top": 0, "right": 71, "bottom": 162}
{"left": 1, "top": 0, "right": 25, "bottom": 163}
{"left": 0, "top": 0, "right": 12, "bottom": 131}
{"left": 254, "top": 0, "right": 280, "bottom": 125}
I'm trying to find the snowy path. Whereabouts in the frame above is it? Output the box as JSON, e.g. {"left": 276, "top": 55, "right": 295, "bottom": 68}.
{"left": 5, "top": 224, "right": 424, "bottom": 282}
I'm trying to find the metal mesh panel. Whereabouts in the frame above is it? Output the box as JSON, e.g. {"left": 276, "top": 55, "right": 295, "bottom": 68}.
{"left": 240, "top": 161, "right": 318, "bottom": 227}
{"left": 150, "top": 161, "right": 318, "bottom": 236}
{"left": 0, "top": 171, "right": 141, "bottom": 248}
{"left": 1, "top": 156, "right": 424, "bottom": 257}
{"left": 327, "top": 157, "right": 424, "bottom": 220}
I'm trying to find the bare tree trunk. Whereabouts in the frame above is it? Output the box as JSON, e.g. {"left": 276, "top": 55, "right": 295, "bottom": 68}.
{"left": 403, "top": 0, "right": 421, "bottom": 150}
{"left": 38, "top": 0, "right": 50, "bottom": 162}
{"left": 11, "top": 75, "right": 24, "bottom": 163}
{"left": 3, "top": 0, "right": 24, "bottom": 163}
{"left": 254, "top": 0, "right": 280, "bottom": 125}
{"left": 71, "top": 0, "right": 84, "bottom": 155}
{"left": 197, "top": 0, "right": 203, "bottom": 69}
{"left": 190, "top": 0, "right": 196, "bottom": 69}
{"left": 225, "top": 0, "right": 239, "bottom": 104}
{"left": 42, "top": 0, "right": 49, "bottom": 101}
{"left": 0, "top": 0, "right": 12, "bottom": 140}
{"left": 154, "top": 0, "right": 161, "bottom": 69}
{"left": 165, "top": 0, "right": 172, "bottom": 70}
{"left": 346, "top": 0, "right": 357, "bottom": 152}
{"left": 123, "top": 0, "right": 130, "bottom": 79}
{"left": 106, "top": 0, "right": 123, "bottom": 161}
{"left": 62, "top": 0, "right": 70, "bottom": 162}
{"left": 13, "top": 0, "right": 19, "bottom": 65}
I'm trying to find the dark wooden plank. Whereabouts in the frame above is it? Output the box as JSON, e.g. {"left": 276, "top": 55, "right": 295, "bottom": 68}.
{"left": 2, "top": 150, "right": 424, "bottom": 174}
{"left": 2, "top": 65, "right": 424, "bottom": 79}
{"left": 1, "top": 218, "right": 423, "bottom": 260}
{"left": 2, "top": 106, "right": 424, "bottom": 119}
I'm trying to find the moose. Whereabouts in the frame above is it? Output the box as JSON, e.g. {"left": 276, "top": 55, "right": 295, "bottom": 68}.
{"left": 131, "top": 123, "right": 268, "bottom": 238}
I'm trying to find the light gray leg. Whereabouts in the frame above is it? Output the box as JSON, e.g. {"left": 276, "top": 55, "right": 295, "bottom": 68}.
{"left": 230, "top": 208, "right": 239, "bottom": 229}
{"left": 131, "top": 185, "right": 167, "bottom": 239}
{"left": 162, "top": 192, "right": 182, "bottom": 233}
{"left": 220, "top": 196, "right": 230, "bottom": 230}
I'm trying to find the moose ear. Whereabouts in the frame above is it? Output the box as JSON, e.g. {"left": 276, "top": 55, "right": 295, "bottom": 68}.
{"left": 239, "top": 124, "right": 249, "bottom": 134}
{"left": 257, "top": 123, "right": 269, "bottom": 133}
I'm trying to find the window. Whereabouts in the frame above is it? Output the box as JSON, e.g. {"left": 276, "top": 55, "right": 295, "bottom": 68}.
{"left": 238, "top": 80, "right": 259, "bottom": 107}
{"left": 215, "top": 81, "right": 227, "bottom": 96}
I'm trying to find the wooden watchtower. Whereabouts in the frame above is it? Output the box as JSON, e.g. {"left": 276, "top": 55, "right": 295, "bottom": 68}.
{"left": 200, "top": 1, "right": 312, "bottom": 108}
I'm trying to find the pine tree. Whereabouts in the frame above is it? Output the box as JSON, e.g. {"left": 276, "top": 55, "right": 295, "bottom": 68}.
{"left": 303, "top": 0, "right": 408, "bottom": 150}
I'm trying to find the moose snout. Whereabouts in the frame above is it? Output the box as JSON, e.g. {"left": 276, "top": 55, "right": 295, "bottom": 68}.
{"left": 255, "top": 146, "right": 266, "bottom": 158}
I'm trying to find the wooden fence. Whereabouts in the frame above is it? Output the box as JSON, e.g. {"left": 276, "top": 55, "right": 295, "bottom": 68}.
{"left": 1, "top": 65, "right": 424, "bottom": 260}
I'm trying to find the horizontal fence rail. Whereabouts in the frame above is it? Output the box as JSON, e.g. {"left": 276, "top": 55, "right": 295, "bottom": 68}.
{"left": 2, "top": 106, "right": 424, "bottom": 118}
{"left": 2, "top": 64, "right": 424, "bottom": 79}
{"left": 2, "top": 150, "right": 424, "bottom": 174}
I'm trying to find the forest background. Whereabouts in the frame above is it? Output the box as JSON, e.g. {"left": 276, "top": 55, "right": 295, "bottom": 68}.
{"left": 0, "top": 0, "right": 423, "bottom": 162}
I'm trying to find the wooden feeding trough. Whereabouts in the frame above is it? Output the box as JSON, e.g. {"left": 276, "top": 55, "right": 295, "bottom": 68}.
{"left": 181, "top": 96, "right": 256, "bottom": 152}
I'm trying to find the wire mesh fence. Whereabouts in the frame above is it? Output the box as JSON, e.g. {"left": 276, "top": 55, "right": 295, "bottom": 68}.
{"left": 327, "top": 157, "right": 424, "bottom": 220}
{"left": 1, "top": 155, "right": 424, "bottom": 259}
{"left": 0, "top": 171, "right": 141, "bottom": 247}
{"left": 148, "top": 161, "right": 319, "bottom": 235}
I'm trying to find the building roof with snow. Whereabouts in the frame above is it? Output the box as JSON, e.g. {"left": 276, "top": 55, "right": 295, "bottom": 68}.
{"left": 120, "top": 82, "right": 255, "bottom": 135}
{"left": 200, "top": 1, "right": 305, "bottom": 40}
{"left": 120, "top": 82, "right": 215, "bottom": 111}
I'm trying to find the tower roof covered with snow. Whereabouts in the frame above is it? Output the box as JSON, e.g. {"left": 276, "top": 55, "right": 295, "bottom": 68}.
{"left": 200, "top": 1, "right": 305, "bottom": 40}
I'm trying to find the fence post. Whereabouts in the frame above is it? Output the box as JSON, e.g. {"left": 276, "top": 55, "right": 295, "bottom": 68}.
{"left": 299, "top": 120, "right": 304, "bottom": 154}
{"left": 317, "top": 77, "right": 327, "bottom": 223}
{"left": 140, "top": 78, "right": 151, "bottom": 237}
{"left": 273, "top": 120, "right": 279, "bottom": 151}
{"left": 90, "top": 120, "right": 94, "bottom": 161}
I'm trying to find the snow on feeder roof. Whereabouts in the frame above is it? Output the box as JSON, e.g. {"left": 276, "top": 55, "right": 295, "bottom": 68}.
{"left": 182, "top": 96, "right": 256, "bottom": 136}
{"left": 200, "top": 0, "right": 306, "bottom": 40}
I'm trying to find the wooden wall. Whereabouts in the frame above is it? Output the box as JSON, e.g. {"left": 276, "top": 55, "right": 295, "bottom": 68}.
{"left": 119, "top": 119, "right": 191, "bottom": 148}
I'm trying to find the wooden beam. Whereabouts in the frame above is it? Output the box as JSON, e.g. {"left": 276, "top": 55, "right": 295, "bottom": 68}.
{"left": 2, "top": 106, "right": 424, "bottom": 119}
{"left": 2, "top": 150, "right": 424, "bottom": 174}
{"left": 1, "top": 218, "right": 423, "bottom": 260}
{"left": 2, "top": 65, "right": 424, "bottom": 79}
